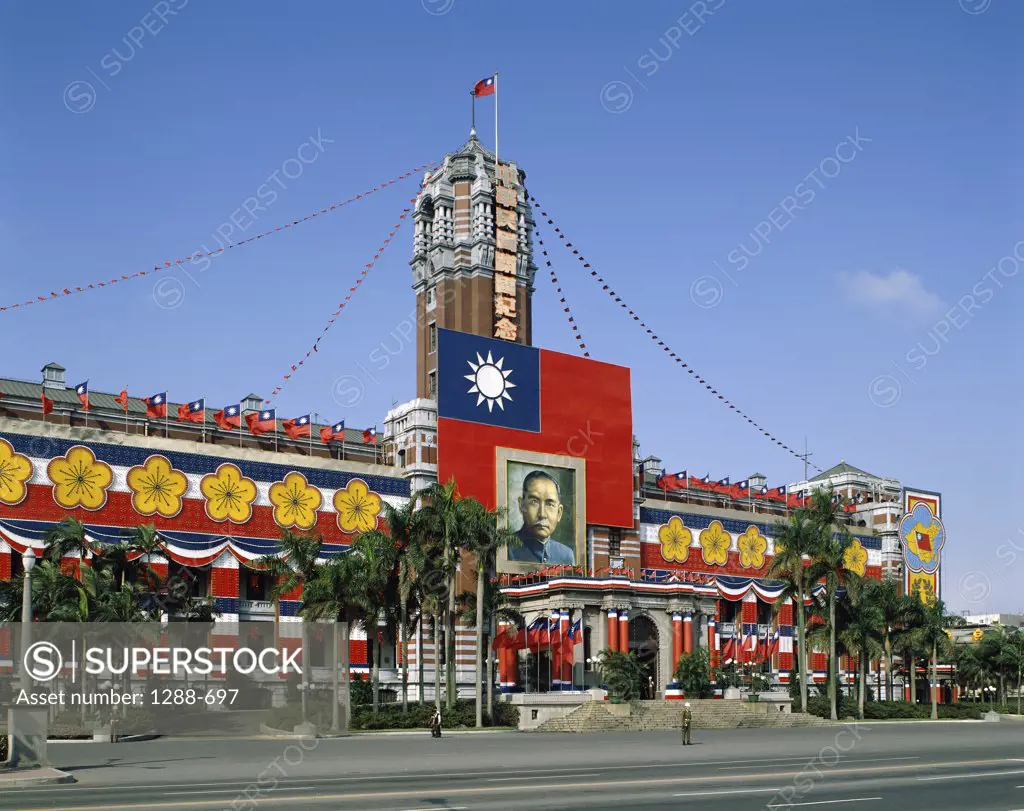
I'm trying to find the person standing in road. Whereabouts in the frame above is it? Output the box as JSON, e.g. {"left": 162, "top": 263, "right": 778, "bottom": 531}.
{"left": 681, "top": 701, "right": 693, "bottom": 745}
{"left": 430, "top": 708, "right": 442, "bottom": 738}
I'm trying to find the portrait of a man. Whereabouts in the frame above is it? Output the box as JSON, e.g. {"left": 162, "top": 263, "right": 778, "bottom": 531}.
{"left": 507, "top": 466, "right": 576, "bottom": 565}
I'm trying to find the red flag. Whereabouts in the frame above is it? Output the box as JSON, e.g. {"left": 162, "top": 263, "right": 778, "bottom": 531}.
{"left": 245, "top": 409, "right": 277, "bottom": 436}
{"left": 75, "top": 381, "right": 90, "bottom": 411}
{"left": 282, "top": 415, "right": 311, "bottom": 440}
{"left": 362, "top": 427, "right": 377, "bottom": 444}
{"left": 41, "top": 392, "right": 54, "bottom": 415}
{"left": 473, "top": 75, "right": 496, "bottom": 97}
{"left": 115, "top": 389, "right": 129, "bottom": 412}
{"left": 143, "top": 392, "right": 167, "bottom": 419}
{"left": 177, "top": 399, "right": 206, "bottom": 423}
{"left": 214, "top": 406, "right": 241, "bottom": 431}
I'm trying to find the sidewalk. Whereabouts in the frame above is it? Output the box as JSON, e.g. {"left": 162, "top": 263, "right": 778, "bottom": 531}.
{"left": 0, "top": 766, "right": 76, "bottom": 786}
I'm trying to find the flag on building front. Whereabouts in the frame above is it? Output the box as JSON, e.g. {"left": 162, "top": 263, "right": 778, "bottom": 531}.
{"left": 214, "top": 404, "right": 241, "bottom": 430}
{"left": 144, "top": 392, "right": 167, "bottom": 419}
{"left": 41, "top": 391, "right": 54, "bottom": 415}
{"left": 75, "top": 381, "right": 90, "bottom": 410}
{"left": 246, "top": 409, "right": 277, "bottom": 436}
{"left": 320, "top": 420, "right": 345, "bottom": 444}
{"left": 178, "top": 399, "right": 206, "bottom": 423}
{"left": 283, "top": 415, "right": 312, "bottom": 440}
{"left": 362, "top": 427, "right": 377, "bottom": 444}
{"left": 656, "top": 470, "right": 688, "bottom": 491}
{"left": 115, "top": 388, "right": 129, "bottom": 412}
{"left": 436, "top": 328, "right": 633, "bottom": 529}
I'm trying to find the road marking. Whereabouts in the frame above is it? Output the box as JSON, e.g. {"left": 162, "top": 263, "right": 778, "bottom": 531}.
{"left": 487, "top": 773, "right": 601, "bottom": 782}
{"left": 161, "top": 787, "right": 316, "bottom": 796}
{"left": 673, "top": 787, "right": 783, "bottom": 797}
{"left": 917, "top": 769, "right": 1024, "bottom": 782}
{"left": 786, "top": 800, "right": 881, "bottom": 807}
{"left": 719, "top": 756, "right": 918, "bottom": 771}
{"left": 398, "top": 807, "right": 467, "bottom": 811}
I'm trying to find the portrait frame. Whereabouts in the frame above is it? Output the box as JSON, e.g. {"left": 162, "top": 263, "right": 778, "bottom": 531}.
{"left": 495, "top": 447, "right": 587, "bottom": 575}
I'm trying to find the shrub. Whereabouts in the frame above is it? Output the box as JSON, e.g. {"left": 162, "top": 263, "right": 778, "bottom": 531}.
{"left": 715, "top": 663, "right": 742, "bottom": 690}
{"left": 804, "top": 697, "right": 984, "bottom": 721}
{"left": 598, "top": 649, "right": 646, "bottom": 701}
{"left": 0, "top": 732, "right": 7, "bottom": 762}
{"left": 489, "top": 701, "right": 519, "bottom": 728}
{"left": 674, "top": 649, "right": 712, "bottom": 698}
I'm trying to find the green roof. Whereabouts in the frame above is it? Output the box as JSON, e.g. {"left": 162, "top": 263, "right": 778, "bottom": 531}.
{"left": 809, "top": 460, "right": 880, "bottom": 482}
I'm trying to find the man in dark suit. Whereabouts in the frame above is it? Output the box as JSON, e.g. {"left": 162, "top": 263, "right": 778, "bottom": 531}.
{"left": 508, "top": 470, "right": 574, "bottom": 565}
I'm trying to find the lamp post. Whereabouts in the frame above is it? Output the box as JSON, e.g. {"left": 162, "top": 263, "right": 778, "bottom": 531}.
{"left": 7, "top": 546, "right": 44, "bottom": 768}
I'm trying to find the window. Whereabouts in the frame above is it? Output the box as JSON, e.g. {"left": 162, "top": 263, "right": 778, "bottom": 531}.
{"left": 428, "top": 322, "right": 437, "bottom": 354}
{"left": 608, "top": 528, "right": 621, "bottom": 558}
{"left": 428, "top": 371, "right": 437, "bottom": 398}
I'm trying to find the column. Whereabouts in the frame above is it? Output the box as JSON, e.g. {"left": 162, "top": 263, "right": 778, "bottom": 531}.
{"left": 210, "top": 553, "right": 240, "bottom": 678}
{"left": 618, "top": 609, "right": 629, "bottom": 654}
{"left": 559, "top": 609, "right": 572, "bottom": 690}
{"left": 683, "top": 612, "right": 694, "bottom": 654}
{"left": 671, "top": 613, "right": 683, "bottom": 669}
{"left": 778, "top": 600, "right": 794, "bottom": 676}
{"left": 549, "top": 610, "right": 562, "bottom": 691}
{"left": 741, "top": 596, "right": 757, "bottom": 665}
{"left": 607, "top": 609, "right": 619, "bottom": 653}
{"left": 498, "top": 619, "right": 517, "bottom": 693}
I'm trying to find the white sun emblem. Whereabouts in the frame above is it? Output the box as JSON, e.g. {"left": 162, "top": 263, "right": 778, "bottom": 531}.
{"left": 465, "top": 351, "right": 515, "bottom": 412}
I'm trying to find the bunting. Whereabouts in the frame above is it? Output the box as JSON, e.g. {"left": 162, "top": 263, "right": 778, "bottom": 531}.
{"left": 535, "top": 223, "right": 589, "bottom": 357}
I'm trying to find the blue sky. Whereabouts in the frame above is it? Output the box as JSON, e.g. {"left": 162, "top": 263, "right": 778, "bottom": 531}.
{"left": 1, "top": 1, "right": 1021, "bottom": 612}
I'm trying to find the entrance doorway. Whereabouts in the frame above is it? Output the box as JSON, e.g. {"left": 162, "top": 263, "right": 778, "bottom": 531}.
{"left": 628, "top": 614, "right": 660, "bottom": 699}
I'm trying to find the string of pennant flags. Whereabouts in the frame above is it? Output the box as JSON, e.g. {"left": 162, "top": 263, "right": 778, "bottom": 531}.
{"left": 0, "top": 162, "right": 434, "bottom": 314}
{"left": 265, "top": 201, "right": 417, "bottom": 402}
{"left": 535, "top": 223, "right": 589, "bottom": 358}
{"left": 528, "top": 194, "right": 821, "bottom": 474}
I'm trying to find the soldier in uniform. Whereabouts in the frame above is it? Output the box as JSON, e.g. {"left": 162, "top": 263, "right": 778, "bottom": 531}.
{"left": 681, "top": 701, "right": 693, "bottom": 745}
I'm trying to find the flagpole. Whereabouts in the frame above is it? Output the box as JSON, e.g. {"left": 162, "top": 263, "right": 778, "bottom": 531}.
{"left": 124, "top": 389, "right": 129, "bottom": 435}
{"left": 165, "top": 395, "right": 169, "bottom": 439}
{"left": 470, "top": 90, "right": 476, "bottom": 135}
{"left": 239, "top": 403, "right": 243, "bottom": 449}
{"left": 493, "top": 71, "right": 499, "bottom": 165}
{"left": 311, "top": 412, "right": 317, "bottom": 457}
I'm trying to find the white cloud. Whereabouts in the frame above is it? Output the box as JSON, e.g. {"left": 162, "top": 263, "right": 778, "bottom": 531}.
{"left": 837, "top": 268, "right": 945, "bottom": 321}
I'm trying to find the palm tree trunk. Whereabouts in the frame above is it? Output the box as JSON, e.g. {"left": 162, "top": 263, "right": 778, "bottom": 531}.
{"left": 930, "top": 641, "right": 938, "bottom": 720}
{"left": 446, "top": 571, "right": 457, "bottom": 711}
{"left": 417, "top": 614, "right": 424, "bottom": 704}
{"left": 1016, "top": 666, "right": 1021, "bottom": 716}
{"left": 796, "top": 580, "right": 808, "bottom": 713}
{"left": 339, "top": 619, "right": 350, "bottom": 732}
{"left": 433, "top": 612, "right": 442, "bottom": 712}
{"left": 486, "top": 633, "right": 495, "bottom": 722}
{"left": 828, "top": 588, "right": 837, "bottom": 721}
{"left": 475, "top": 556, "right": 485, "bottom": 728}
{"left": 371, "top": 614, "right": 381, "bottom": 716}
{"left": 300, "top": 620, "right": 309, "bottom": 723}
{"left": 884, "top": 635, "right": 893, "bottom": 702}
{"left": 910, "top": 655, "right": 917, "bottom": 704}
{"left": 858, "top": 651, "right": 866, "bottom": 719}
{"left": 400, "top": 597, "right": 409, "bottom": 713}
{"left": 332, "top": 621, "right": 341, "bottom": 731}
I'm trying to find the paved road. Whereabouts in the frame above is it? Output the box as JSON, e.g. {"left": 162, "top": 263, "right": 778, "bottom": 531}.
{"left": 6, "top": 721, "right": 1024, "bottom": 810}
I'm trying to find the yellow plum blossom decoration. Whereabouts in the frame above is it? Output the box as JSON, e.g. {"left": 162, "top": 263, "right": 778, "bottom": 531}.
{"left": 699, "top": 520, "right": 731, "bottom": 566}
{"left": 843, "top": 538, "right": 868, "bottom": 576}
{"left": 658, "top": 516, "right": 692, "bottom": 563}
{"left": 200, "top": 463, "right": 257, "bottom": 524}
{"left": 269, "top": 471, "right": 322, "bottom": 530}
{"left": 738, "top": 526, "right": 768, "bottom": 569}
{"left": 333, "top": 478, "right": 382, "bottom": 534}
{"left": 47, "top": 445, "right": 113, "bottom": 511}
{"left": 126, "top": 455, "right": 188, "bottom": 518}
{"left": 0, "top": 438, "right": 32, "bottom": 506}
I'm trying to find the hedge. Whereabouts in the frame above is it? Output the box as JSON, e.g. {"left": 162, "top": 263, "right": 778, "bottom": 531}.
{"left": 805, "top": 696, "right": 984, "bottom": 720}
{"left": 264, "top": 698, "right": 519, "bottom": 732}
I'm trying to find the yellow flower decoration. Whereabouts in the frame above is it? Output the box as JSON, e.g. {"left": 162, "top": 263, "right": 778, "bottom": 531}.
{"left": 738, "top": 526, "right": 768, "bottom": 569}
{"left": 126, "top": 455, "right": 188, "bottom": 518}
{"left": 200, "top": 463, "right": 257, "bottom": 523}
{"left": 0, "top": 438, "right": 32, "bottom": 506}
{"left": 333, "top": 478, "right": 382, "bottom": 534}
{"left": 699, "top": 520, "right": 731, "bottom": 566}
{"left": 658, "top": 516, "right": 692, "bottom": 563}
{"left": 843, "top": 539, "right": 868, "bottom": 576}
{"left": 47, "top": 445, "right": 113, "bottom": 511}
{"left": 269, "top": 471, "right": 322, "bottom": 530}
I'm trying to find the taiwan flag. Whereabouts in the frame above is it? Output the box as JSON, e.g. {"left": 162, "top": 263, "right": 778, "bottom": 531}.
{"left": 41, "top": 391, "right": 54, "bottom": 415}
{"left": 246, "top": 409, "right": 277, "bottom": 436}
{"left": 362, "top": 427, "right": 377, "bottom": 444}
{"left": 214, "top": 404, "right": 241, "bottom": 431}
{"left": 144, "top": 392, "right": 167, "bottom": 419}
{"left": 283, "top": 415, "right": 312, "bottom": 439}
{"left": 75, "top": 381, "right": 90, "bottom": 410}
{"left": 178, "top": 399, "right": 205, "bottom": 423}
{"left": 115, "top": 389, "right": 129, "bottom": 412}
{"left": 437, "top": 328, "right": 633, "bottom": 532}
{"left": 473, "top": 75, "right": 495, "bottom": 97}
{"left": 320, "top": 420, "right": 345, "bottom": 444}
{"left": 656, "top": 470, "right": 688, "bottom": 491}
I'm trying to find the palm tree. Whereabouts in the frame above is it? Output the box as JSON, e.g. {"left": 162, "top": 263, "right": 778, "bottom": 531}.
{"left": 871, "top": 575, "right": 920, "bottom": 701}
{"left": 766, "top": 508, "right": 819, "bottom": 713}
{"left": 839, "top": 578, "right": 883, "bottom": 718}
{"left": 254, "top": 529, "right": 323, "bottom": 726}
{"left": 300, "top": 557, "right": 357, "bottom": 732}
{"left": 44, "top": 516, "right": 93, "bottom": 571}
{"left": 417, "top": 479, "right": 466, "bottom": 711}
{"left": 458, "top": 501, "right": 518, "bottom": 727}
{"left": 998, "top": 629, "right": 1024, "bottom": 716}
{"left": 0, "top": 560, "right": 88, "bottom": 622}
{"left": 917, "top": 598, "right": 955, "bottom": 719}
{"left": 380, "top": 497, "right": 418, "bottom": 713}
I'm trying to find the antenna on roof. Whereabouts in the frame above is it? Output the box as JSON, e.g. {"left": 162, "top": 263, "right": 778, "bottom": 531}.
{"left": 796, "top": 436, "right": 813, "bottom": 481}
